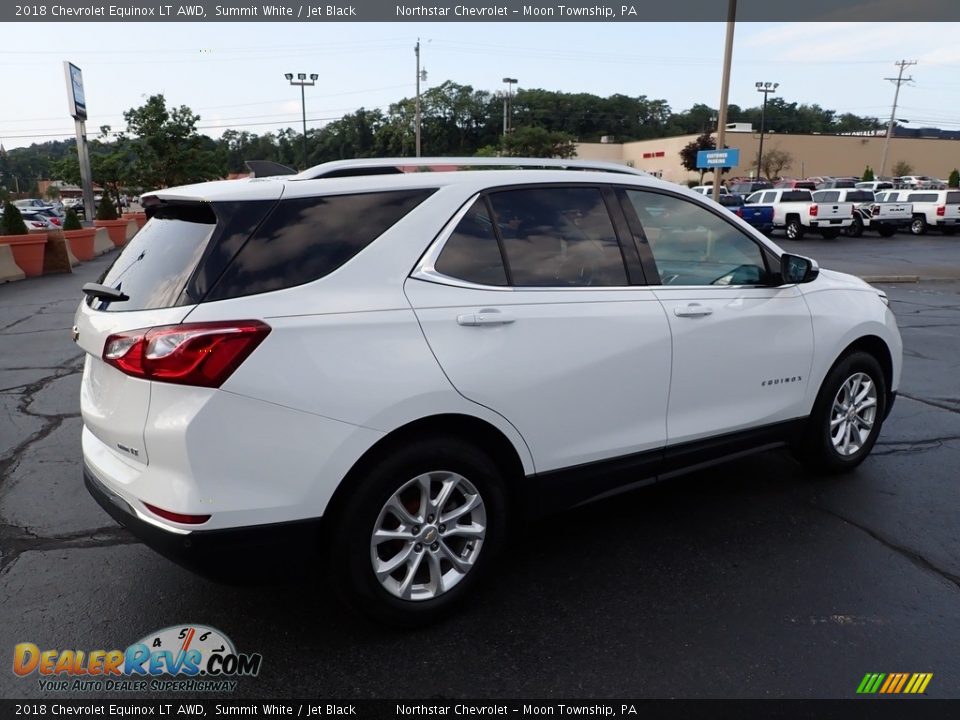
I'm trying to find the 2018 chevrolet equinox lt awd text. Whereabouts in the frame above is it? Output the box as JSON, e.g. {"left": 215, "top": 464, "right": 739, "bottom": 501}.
{"left": 77, "top": 158, "right": 902, "bottom": 624}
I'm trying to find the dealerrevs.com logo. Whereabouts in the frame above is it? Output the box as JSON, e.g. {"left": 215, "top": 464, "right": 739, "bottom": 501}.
{"left": 13, "top": 625, "right": 262, "bottom": 693}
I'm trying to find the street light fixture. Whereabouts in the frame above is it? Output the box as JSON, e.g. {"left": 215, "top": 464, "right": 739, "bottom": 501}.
{"left": 755, "top": 81, "right": 778, "bottom": 180}
{"left": 502, "top": 77, "right": 518, "bottom": 136}
{"left": 286, "top": 72, "right": 318, "bottom": 170}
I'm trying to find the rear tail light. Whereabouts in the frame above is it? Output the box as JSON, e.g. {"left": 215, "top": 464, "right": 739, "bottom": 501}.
{"left": 937, "top": 206, "right": 946, "bottom": 217}
{"left": 143, "top": 502, "right": 211, "bottom": 525}
{"left": 872, "top": 205, "right": 880, "bottom": 216}
{"left": 735, "top": 207, "right": 743, "bottom": 217}
{"left": 102, "top": 320, "right": 271, "bottom": 388}
{"left": 809, "top": 204, "right": 818, "bottom": 217}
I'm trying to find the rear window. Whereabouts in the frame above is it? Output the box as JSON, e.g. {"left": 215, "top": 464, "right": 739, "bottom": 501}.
{"left": 90, "top": 204, "right": 216, "bottom": 312}
{"left": 814, "top": 191, "right": 840, "bottom": 203}
{"left": 205, "top": 189, "right": 434, "bottom": 302}
{"left": 846, "top": 191, "right": 874, "bottom": 202}
{"left": 781, "top": 191, "right": 813, "bottom": 202}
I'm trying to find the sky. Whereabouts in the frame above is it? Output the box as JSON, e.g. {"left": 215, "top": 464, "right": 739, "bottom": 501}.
{"left": 2, "top": 21, "right": 960, "bottom": 150}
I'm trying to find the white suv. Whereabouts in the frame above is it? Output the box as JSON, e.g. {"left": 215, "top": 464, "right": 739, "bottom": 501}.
{"left": 77, "top": 158, "right": 902, "bottom": 624}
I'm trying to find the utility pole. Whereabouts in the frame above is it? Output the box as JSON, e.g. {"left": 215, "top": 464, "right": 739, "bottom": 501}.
{"left": 415, "top": 40, "right": 422, "bottom": 157}
{"left": 712, "top": 0, "right": 736, "bottom": 202}
{"left": 879, "top": 60, "right": 916, "bottom": 178}
{"left": 502, "top": 77, "right": 518, "bottom": 136}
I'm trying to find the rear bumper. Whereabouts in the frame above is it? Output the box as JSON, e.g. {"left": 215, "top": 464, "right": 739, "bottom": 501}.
{"left": 84, "top": 463, "right": 322, "bottom": 578}
{"left": 935, "top": 219, "right": 960, "bottom": 226}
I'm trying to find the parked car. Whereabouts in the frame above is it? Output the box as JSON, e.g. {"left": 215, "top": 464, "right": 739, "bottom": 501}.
{"left": 77, "top": 157, "right": 902, "bottom": 625}
{"left": 813, "top": 189, "right": 909, "bottom": 237}
{"left": 728, "top": 180, "right": 773, "bottom": 197}
{"left": 13, "top": 198, "right": 55, "bottom": 211}
{"left": 890, "top": 189, "right": 960, "bottom": 235}
{"left": 745, "top": 188, "right": 855, "bottom": 239}
{"left": 815, "top": 179, "right": 857, "bottom": 190}
{"left": 29, "top": 207, "right": 65, "bottom": 227}
{"left": 855, "top": 181, "right": 895, "bottom": 193}
{"left": 718, "top": 194, "right": 775, "bottom": 234}
{"left": 691, "top": 185, "right": 729, "bottom": 197}
{"left": 774, "top": 179, "right": 817, "bottom": 191}
{"left": 18, "top": 210, "right": 53, "bottom": 231}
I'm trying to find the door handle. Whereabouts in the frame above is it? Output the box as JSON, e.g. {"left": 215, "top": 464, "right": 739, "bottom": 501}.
{"left": 457, "top": 309, "right": 515, "bottom": 326}
{"left": 673, "top": 304, "right": 713, "bottom": 318}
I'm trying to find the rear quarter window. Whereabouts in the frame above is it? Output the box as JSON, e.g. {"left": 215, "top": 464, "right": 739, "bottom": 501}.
{"left": 205, "top": 189, "right": 434, "bottom": 301}
{"left": 947, "top": 192, "right": 960, "bottom": 204}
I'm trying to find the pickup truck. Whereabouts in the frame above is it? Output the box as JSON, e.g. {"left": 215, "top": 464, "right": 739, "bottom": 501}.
{"left": 744, "top": 189, "right": 854, "bottom": 239}
{"left": 717, "top": 194, "right": 774, "bottom": 235}
{"left": 813, "top": 189, "right": 910, "bottom": 237}
{"left": 889, "top": 189, "right": 960, "bottom": 235}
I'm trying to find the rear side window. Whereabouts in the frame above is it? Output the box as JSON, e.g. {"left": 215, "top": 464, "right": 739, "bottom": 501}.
{"left": 91, "top": 204, "right": 216, "bottom": 312}
{"left": 948, "top": 192, "right": 960, "bottom": 204}
{"left": 206, "top": 189, "right": 433, "bottom": 301}
{"left": 908, "top": 193, "right": 937, "bottom": 203}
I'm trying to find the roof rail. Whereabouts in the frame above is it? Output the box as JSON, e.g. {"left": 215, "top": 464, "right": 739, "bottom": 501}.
{"left": 244, "top": 160, "right": 297, "bottom": 178}
{"left": 291, "top": 157, "right": 648, "bottom": 180}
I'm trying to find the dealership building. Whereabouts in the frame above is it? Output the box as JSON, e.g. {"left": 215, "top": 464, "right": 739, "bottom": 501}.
{"left": 576, "top": 125, "right": 960, "bottom": 184}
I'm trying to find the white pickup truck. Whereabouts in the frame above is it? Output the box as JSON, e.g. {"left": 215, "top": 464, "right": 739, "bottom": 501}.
{"left": 878, "top": 189, "right": 960, "bottom": 235}
{"left": 744, "top": 188, "right": 854, "bottom": 239}
{"left": 814, "top": 189, "right": 910, "bottom": 237}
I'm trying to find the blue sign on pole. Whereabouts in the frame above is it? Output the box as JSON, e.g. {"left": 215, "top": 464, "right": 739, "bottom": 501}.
{"left": 696, "top": 148, "right": 740, "bottom": 169}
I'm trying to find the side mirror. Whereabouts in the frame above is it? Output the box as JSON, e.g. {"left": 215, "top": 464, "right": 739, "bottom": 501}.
{"left": 780, "top": 253, "right": 819, "bottom": 284}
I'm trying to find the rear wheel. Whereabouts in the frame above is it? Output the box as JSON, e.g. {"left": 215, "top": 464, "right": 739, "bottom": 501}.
{"left": 796, "top": 351, "right": 887, "bottom": 474}
{"left": 820, "top": 228, "right": 842, "bottom": 239}
{"left": 844, "top": 216, "right": 864, "bottom": 237}
{"left": 910, "top": 215, "right": 928, "bottom": 235}
{"left": 785, "top": 217, "right": 804, "bottom": 240}
{"left": 943, "top": 227, "right": 958, "bottom": 236}
{"left": 877, "top": 226, "right": 897, "bottom": 238}
{"left": 329, "top": 437, "right": 508, "bottom": 626}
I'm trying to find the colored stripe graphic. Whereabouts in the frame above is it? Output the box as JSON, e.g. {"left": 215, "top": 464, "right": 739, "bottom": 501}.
{"left": 857, "top": 672, "right": 933, "bottom": 694}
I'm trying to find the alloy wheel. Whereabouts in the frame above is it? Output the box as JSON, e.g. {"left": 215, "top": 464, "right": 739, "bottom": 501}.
{"left": 370, "top": 471, "right": 487, "bottom": 601}
{"left": 829, "top": 372, "right": 878, "bottom": 456}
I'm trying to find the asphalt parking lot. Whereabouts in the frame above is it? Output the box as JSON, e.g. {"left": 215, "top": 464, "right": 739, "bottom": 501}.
{"left": 1, "top": 241, "right": 960, "bottom": 700}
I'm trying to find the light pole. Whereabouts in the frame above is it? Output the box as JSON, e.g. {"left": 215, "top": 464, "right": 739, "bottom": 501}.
{"left": 502, "top": 77, "right": 518, "bottom": 136}
{"left": 755, "top": 81, "right": 778, "bottom": 180}
{"left": 285, "top": 72, "right": 318, "bottom": 170}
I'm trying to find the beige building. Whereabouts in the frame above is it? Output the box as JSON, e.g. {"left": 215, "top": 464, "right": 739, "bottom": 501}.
{"left": 577, "top": 131, "right": 960, "bottom": 184}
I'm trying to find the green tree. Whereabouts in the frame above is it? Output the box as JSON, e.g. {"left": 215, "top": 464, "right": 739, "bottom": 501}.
{"left": 948, "top": 169, "right": 959, "bottom": 188}
{"left": 1, "top": 202, "right": 28, "bottom": 235}
{"left": 63, "top": 208, "right": 83, "bottom": 231}
{"left": 501, "top": 126, "right": 576, "bottom": 158}
{"left": 862, "top": 166, "right": 875, "bottom": 181}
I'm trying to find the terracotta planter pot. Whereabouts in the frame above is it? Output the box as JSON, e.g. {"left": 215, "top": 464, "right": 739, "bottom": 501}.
{"left": 0, "top": 233, "right": 47, "bottom": 277}
{"left": 123, "top": 212, "right": 148, "bottom": 230}
{"left": 94, "top": 219, "right": 129, "bottom": 247}
{"left": 63, "top": 228, "right": 97, "bottom": 261}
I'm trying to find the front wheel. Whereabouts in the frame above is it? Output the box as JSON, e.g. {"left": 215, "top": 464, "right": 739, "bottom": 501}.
{"left": 329, "top": 437, "right": 508, "bottom": 626}
{"left": 795, "top": 351, "right": 887, "bottom": 474}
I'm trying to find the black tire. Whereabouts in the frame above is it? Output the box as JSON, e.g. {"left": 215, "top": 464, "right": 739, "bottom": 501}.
{"left": 820, "top": 228, "right": 842, "bottom": 239}
{"left": 785, "top": 217, "right": 804, "bottom": 240}
{"left": 844, "top": 216, "right": 864, "bottom": 237}
{"left": 877, "top": 226, "right": 897, "bottom": 238}
{"left": 910, "top": 215, "right": 928, "bottom": 236}
{"left": 942, "top": 227, "right": 958, "bottom": 236}
{"left": 328, "top": 437, "right": 508, "bottom": 627}
{"left": 795, "top": 351, "right": 888, "bottom": 475}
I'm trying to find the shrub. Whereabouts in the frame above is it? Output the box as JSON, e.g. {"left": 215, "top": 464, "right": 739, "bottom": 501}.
{"left": 95, "top": 197, "right": 119, "bottom": 221}
{"left": 949, "top": 169, "right": 960, "bottom": 188}
{"left": 63, "top": 208, "right": 83, "bottom": 231}
{"left": 862, "top": 166, "right": 875, "bottom": 182}
{"left": 1, "top": 202, "right": 29, "bottom": 236}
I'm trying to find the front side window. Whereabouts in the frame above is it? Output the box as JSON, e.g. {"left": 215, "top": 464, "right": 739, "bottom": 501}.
{"left": 625, "top": 190, "right": 769, "bottom": 287}
{"left": 487, "top": 187, "right": 628, "bottom": 287}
